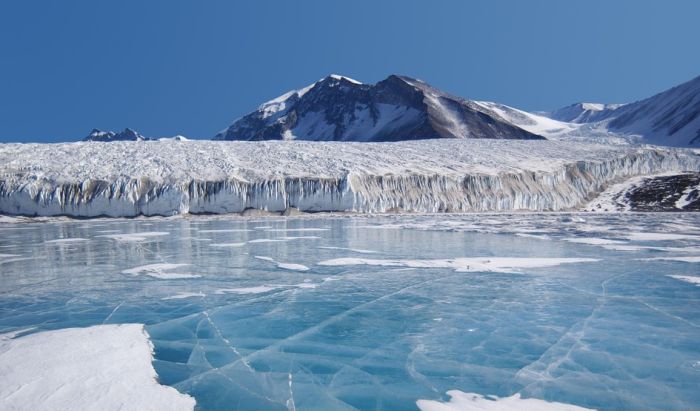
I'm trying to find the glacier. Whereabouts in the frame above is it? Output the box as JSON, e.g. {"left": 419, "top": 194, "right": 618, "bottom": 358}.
{"left": 1, "top": 140, "right": 699, "bottom": 217}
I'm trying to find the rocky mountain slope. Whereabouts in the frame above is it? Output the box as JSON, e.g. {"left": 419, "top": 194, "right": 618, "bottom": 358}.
{"left": 214, "top": 75, "right": 544, "bottom": 142}
{"left": 542, "top": 75, "right": 700, "bottom": 147}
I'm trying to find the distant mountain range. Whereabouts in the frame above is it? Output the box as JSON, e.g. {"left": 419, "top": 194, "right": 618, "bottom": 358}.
{"left": 214, "top": 74, "right": 699, "bottom": 147}
{"left": 86, "top": 73, "right": 700, "bottom": 147}
{"left": 83, "top": 128, "right": 189, "bottom": 142}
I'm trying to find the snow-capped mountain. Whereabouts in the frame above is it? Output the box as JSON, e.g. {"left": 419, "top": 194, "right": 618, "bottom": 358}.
{"left": 83, "top": 129, "right": 191, "bottom": 142}
{"left": 84, "top": 128, "right": 149, "bottom": 142}
{"left": 214, "top": 74, "right": 545, "bottom": 142}
{"left": 542, "top": 75, "right": 700, "bottom": 147}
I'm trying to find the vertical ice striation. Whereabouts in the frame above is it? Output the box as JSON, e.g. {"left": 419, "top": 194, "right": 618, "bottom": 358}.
{"left": 0, "top": 141, "right": 698, "bottom": 217}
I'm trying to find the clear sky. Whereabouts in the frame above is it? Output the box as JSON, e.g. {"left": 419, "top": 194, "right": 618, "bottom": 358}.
{"left": 1, "top": 0, "right": 698, "bottom": 142}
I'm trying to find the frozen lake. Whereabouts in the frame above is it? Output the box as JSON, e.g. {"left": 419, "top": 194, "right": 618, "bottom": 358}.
{"left": 1, "top": 213, "right": 699, "bottom": 410}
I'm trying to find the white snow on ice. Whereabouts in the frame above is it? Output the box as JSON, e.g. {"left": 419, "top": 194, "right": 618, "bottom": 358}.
{"left": 625, "top": 232, "right": 700, "bottom": 242}
{"left": 318, "top": 257, "right": 598, "bottom": 273}
{"left": 162, "top": 292, "right": 206, "bottom": 300}
{"left": 563, "top": 238, "right": 627, "bottom": 245}
{"left": 44, "top": 237, "right": 89, "bottom": 244}
{"left": 416, "top": 390, "right": 594, "bottom": 411}
{"left": 100, "top": 232, "right": 170, "bottom": 242}
{"left": 667, "top": 275, "right": 700, "bottom": 286}
{"left": 256, "top": 255, "right": 310, "bottom": 271}
{"left": 0, "top": 324, "right": 195, "bottom": 411}
{"left": 215, "top": 286, "right": 279, "bottom": 295}
{"left": 122, "top": 263, "right": 200, "bottom": 279}
{"left": 642, "top": 256, "right": 700, "bottom": 263}
{"left": 318, "top": 246, "right": 379, "bottom": 254}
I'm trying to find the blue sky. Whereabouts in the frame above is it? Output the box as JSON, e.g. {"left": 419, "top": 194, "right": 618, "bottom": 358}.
{"left": 1, "top": 0, "right": 698, "bottom": 142}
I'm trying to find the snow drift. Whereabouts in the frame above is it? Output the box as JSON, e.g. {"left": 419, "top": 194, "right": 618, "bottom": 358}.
{"left": 0, "top": 140, "right": 698, "bottom": 217}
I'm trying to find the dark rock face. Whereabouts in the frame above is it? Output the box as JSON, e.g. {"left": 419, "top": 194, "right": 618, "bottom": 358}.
{"left": 625, "top": 173, "right": 700, "bottom": 211}
{"left": 83, "top": 128, "right": 149, "bottom": 142}
{"left": 214, "top": 75, "right": 545, "bottom": 142}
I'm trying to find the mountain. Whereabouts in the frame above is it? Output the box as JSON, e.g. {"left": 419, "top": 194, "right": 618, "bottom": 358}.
{"left": 543, "top": 103, "right": 625, "bottom": 123}
{"left": 542, "top": 75, "right": 700, "bottom": 147}
{"left": 83, "top": 129, "right": 192, "bottom": 142}
{"left": 84, "top": 128, "right": 149, "bottom": 142}
{"left": 214, "top": 74, "right": 545, "bottom": 142}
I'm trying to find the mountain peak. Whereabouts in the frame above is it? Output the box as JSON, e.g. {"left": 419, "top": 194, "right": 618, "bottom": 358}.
{"left": 326, "top": 74, "right": 363, "bottom": 84}
{"left": 214, "top": 74, "right": 544, "bottom": 142}
{"left": 83, "top": 128, "right": 149, "bottom": 142}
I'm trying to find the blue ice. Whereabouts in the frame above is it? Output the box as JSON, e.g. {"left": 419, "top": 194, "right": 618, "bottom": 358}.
{"left": 0, "top": 213, "right": 699, "bottom": 410}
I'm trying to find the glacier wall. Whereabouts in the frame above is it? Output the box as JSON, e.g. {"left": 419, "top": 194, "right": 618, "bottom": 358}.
{"left": 2, "top": 154, "right": 698, "bottom": 217}
{"left": 0, "top": 141, "right": 698, "bottom": 217}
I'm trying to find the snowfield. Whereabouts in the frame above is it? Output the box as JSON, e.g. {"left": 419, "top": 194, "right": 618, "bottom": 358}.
{"left": 0, "top": 140, "right": 698, "bottom": 217}
{"left": 0, "top": 324, "right": 195, "bottom": 411}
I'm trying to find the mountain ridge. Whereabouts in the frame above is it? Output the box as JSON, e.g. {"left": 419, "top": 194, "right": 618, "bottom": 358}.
{"left": 214, "top": 74, "right": 545, "bottom": 142}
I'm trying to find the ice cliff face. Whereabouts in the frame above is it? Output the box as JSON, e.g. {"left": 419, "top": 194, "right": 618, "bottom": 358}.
{"left": 214, "top": 75, "right": 545, "bottom": 142}
{"left": 0, "top": 140, "right": 698, "bottom": 217}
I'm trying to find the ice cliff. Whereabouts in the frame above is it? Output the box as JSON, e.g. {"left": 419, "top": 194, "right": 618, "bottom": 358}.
{"left": 0, "top": 140, "right": 698, "bottom": 217}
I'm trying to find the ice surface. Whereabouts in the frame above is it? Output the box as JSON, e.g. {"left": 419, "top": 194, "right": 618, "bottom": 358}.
{"left": 0, "top": 324, "right": 195, "bottom": 411}
{"left": 1, "top": 214, "right": 699, "bottom": 411}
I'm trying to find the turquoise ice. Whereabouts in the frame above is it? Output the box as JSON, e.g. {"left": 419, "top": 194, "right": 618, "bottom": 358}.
{"left": 0, "top": 214, "right": 698, "bottom": 410}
